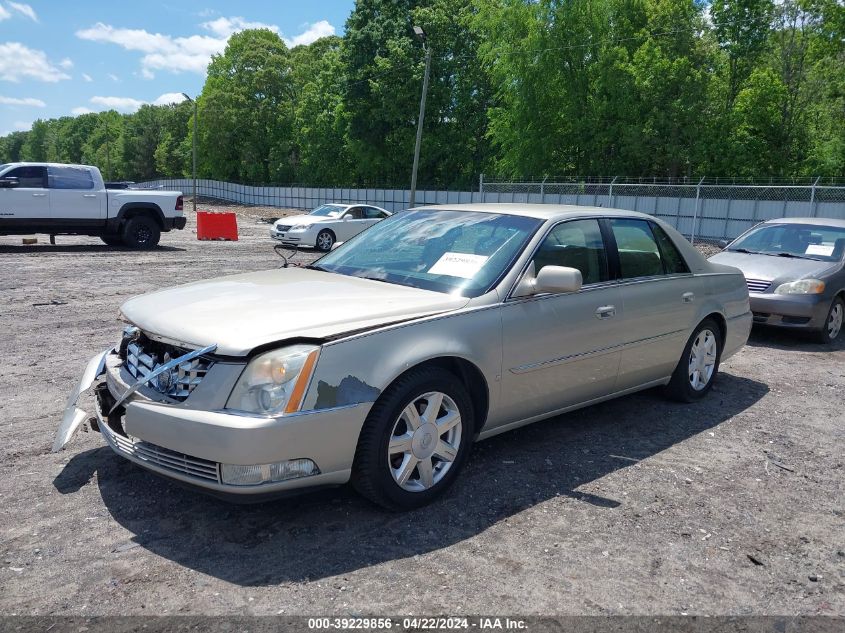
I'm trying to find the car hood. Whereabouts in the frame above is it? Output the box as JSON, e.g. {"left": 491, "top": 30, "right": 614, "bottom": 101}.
{"left": 708, "top": 251, "right": 837, "bottom": 282}
{"left": 120, "top": 268, "right": 469, "bottom": 356}
{"left": 274, "top": 214, "right": 332, "bottom": 227}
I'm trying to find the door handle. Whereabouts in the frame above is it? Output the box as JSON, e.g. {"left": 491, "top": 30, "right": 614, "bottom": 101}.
{"left": 682, "top": 292, "right": 695, "bottom": 303}
{"left": 595, "top": 305, "right": 616, "bottom": 319}
{"left": 82, "top": 194, "right": 97, "bottom": 198}
{"left": 32, "top": 193, "right": 47, "bottom": 197}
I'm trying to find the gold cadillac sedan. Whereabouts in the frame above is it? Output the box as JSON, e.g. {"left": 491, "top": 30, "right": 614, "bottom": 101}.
{"left": 55, "top": 204, "right": 751, "bottom": 510}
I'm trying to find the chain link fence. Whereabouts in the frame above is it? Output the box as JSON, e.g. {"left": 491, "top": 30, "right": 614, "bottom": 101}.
{"left": 136, "top": 177, "right": 845, "bottom": 243}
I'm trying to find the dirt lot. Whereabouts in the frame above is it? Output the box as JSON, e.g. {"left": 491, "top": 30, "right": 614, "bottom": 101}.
{"left": 0, "top": 202, "right": 843, "bottom": 616}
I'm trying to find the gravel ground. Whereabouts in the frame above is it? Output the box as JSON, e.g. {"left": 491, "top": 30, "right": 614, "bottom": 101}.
{"left": 0, "top": 202, "right": 843, "bottom": 617}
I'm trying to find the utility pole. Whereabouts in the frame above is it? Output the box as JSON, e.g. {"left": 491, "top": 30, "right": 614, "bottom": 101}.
{"left": 409, "top": 26, "right": 431, "bottom": 209}
{"left": 182, "top": 93, "right": 198, "bottom": 215}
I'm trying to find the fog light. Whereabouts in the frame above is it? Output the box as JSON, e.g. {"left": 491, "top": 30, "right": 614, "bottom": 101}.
{"left": 220, "top": 458, "right": 320, "bottom": 486}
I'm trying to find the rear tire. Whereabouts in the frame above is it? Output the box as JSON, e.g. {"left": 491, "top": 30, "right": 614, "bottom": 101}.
{"left": 665, "top": 318, "right": 722, "bottom": 402}
{"left": 814, "top": 296, "right": 844, "bottom": 344}
{"left": 352, "top": 366, "right": 474, "bottom": 511}
{"left": 122, "top": 216, "right": 160, "bottom": 250}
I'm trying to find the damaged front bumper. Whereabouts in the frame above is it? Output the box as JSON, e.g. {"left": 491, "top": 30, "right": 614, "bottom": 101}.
{"left": 53, "top": 349, "right": 371, "bottom": 498}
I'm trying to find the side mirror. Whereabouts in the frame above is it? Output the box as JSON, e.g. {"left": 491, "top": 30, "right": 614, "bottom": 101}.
{"left": 535, "top": 265, "right": 583, "bottom": 294}
{"left": 717, "top": 239, "right": 730, "bottom": 249}
{"left": 0, "top": 177, "right": 19, "bottom": 189}
{"left": 342, "top": 215, "right": 351, "bottom": 221}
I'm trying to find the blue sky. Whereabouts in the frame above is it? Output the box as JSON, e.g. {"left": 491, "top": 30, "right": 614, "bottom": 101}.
{"left": 0, "top": 1, "right": 354, "bottom": 135}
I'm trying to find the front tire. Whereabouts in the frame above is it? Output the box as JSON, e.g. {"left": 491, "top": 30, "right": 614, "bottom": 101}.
{"left": 665, "top": 318, "right": 722, "bottom": 402}
{"left": 814, "top": 296, "right": 844, "bottom": 344}
{"left": 315, "top": 229, "right": 335, "bottom": 252}
{"left": 122, "top": 216, "right": 161, "bottom": 250}
{"left": 352, "top": 366, "right": 474, "bottom": 511}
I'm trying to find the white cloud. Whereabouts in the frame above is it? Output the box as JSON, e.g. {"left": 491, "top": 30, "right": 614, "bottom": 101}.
{"left": 0, "top": 6, "right": 10, "bottom": 21}
{"left": 0, "top": 95, "right": 45, "bottom": 107}
{"left": 107, "top": 73, "right": 120, "bottom": 82}
{"left": 59, "top": 58, "right": 74, "bottom": 69}
{"left": 71, "top": 106, "right": 94, "bottom": 115}
{"left": 8, "top": 2, "right": 38, "bottom": 22}
{"left": 13, "top": 120, "right": 30, "bottom": 130}
{"left": 0, "top": 43, "right": 71, "bottom": 82}
{"left": 76, "top": 16, "right": 336, "bottom": 77}
{"left": 90, "top": 95, "right": 145, "bottom": 112}
{"left": 153, "top": 92, "right": 187, "bottom": 106}
{"left": 201, "top": 16, "right": 278, "bottom": 38}
{"left": 82, "top": 73, "right": 93, "bottom": 82}
{"left": 284, "top": 20, "right": 335, "bottom": 48}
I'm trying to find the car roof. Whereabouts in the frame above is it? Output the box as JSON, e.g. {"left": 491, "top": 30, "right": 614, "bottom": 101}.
{"left": 412, "top": 203, "right": 656, "bottom": 222}
{"left": 765, "top": 217, "right": 845, "bottom": 228}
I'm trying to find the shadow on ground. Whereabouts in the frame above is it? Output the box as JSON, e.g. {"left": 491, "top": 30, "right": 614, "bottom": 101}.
{"left": 746, "top": 324, "right": 845, "bottom": 352}
{"left": 54, "top": 372, "right": 768, "bottom": 585}
{"left": 0, "top": 244, "right": 186, "bottom": 254}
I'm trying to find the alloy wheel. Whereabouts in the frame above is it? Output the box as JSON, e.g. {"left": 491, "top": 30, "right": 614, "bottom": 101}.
{"left": 387, "top": 391, "right": 462, "bottom": 492}
{"left": 828, "top": 302, "right": 843, "bottom": 339}
{"left": 688, "top": 328, "right": 717, "bottom": 391}
{"left": 317, "top": 231, "right": 334, "bottom": 250}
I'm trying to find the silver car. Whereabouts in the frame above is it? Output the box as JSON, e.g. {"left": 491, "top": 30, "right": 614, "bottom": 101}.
{"left": 55, "top": 205, "right": 751, "bottom": 510}
{"left": 709, "top": 218, "right": 845, "bottom": 343}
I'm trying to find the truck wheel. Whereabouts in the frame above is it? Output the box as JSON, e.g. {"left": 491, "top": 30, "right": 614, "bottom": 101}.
{"left": 122, "top": 216, "right": 160, "bottom": 249}
{"left": 100, "top": 236, "right": 123, "bottom": 247}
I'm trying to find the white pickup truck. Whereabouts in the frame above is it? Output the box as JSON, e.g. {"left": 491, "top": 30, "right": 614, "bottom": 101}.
{"left": 0, "top": 162, "right": 185, "bottom": 248}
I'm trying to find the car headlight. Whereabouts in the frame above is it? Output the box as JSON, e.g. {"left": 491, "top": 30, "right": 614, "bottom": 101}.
{"left": 774, "top": 279, "right": 826, "bottom": 295}
{"left": 290, "top": 224, "right": 309, "bottom": 231}
{"left": 226, "top": 344, "right": 320, "bottom": 415}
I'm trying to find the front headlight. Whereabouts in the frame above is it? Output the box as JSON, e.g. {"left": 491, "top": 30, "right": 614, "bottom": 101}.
{"left": 774, "top": 279, "right": 826, "bottom": 295}
{"left": 226, "top": 344, "right": 320, "bottom": 415}
{"left": 290, "top": 224, "right": 310, "bottom": 231}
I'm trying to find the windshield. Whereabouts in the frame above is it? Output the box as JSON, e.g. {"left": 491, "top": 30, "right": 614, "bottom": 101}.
{"left": 729, "top": 223, "right": 845, "bottom": 262}
{"left": 309, "top": 204, "right": 346, "bottom": 218}
{"left": 313, "top": 209, "right": 543, "bottom": 297}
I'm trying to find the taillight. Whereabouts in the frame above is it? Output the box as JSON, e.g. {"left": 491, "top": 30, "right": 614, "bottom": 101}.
{"left": 175, "top": 195, "right": 184, "bottom": 211}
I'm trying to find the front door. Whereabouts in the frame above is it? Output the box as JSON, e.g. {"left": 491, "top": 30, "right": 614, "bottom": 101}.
{"left": 47, "top": 165, "right": 105, "bottom": 224}
{"left": 495, "top": 218, "right": 623, "bottom": 428}
{"left": 0, "top": 165, "right": 49, "bottom": 224}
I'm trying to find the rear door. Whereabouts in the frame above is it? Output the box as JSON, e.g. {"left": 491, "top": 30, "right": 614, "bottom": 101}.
{"left": 0, "top": 165, "right": 49, "bottom": 223}
{"left": 47, "top": 165, "right": 105, "bottom": 225}
{"left": 496, "top": 218, "right": 623, "bottom": 427}
{"left": 607, "top": 218, "right": 699, "bottom": 390}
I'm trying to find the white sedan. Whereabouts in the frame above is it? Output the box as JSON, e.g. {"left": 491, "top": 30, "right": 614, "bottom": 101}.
{"left": 270, "top": 203, "right": 392, "bottom": 251}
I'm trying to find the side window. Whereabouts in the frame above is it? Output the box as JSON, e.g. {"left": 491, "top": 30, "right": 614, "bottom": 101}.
{"left": 532, "top": 219, "right": 609, "bottom": 285}
{"left": 48, "top": 166, "right": 95, "bottom": 190}
{"left": 650, "top": 223, "right": 690, "bottom": 274}
{"left": 4, "top": 166, "right": 46, "bottom": 188}
{"left": 363, "top": 207, "right": 385, "bottom": 219}
{"left": 344, "top": 207, "right": 364, "bottom": 220}
{"left": 609, "top": 219, "right": 664, "bottom": 279}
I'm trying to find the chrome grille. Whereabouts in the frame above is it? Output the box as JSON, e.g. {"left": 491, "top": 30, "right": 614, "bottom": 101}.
{"left": 108, "top": 431, "right": 220, "bottom": 482}
{"left": 275, "top": 225, "right": 292, "bottom": 232}
{"left": 746, "top": 278, "right": 771, "bottom": 293}
{"left": 125, "top": 341, "right": 212, "bottom": 401}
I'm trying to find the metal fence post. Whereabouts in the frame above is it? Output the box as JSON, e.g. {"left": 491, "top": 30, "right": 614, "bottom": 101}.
{"left": 690, "top": 177, "right": 705, "bottom": 244}
{"left": 540, "top": 176, "right": 547, "bottom": 204}
{"left": 608, "top": 176, "right": 617, "bottom": 208}
{"left": 479, "top": 173, "right": 484, "bottom": 196}
{"left": 810, "top": 176, "right": 820, "bottom": 217}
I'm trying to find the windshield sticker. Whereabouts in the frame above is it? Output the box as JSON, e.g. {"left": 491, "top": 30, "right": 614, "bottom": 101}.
{"left": 806, "top": 244, "right": 834, "bottom": 256}
{"left": 428, "top": 252, "right": 489, "bottom": 278}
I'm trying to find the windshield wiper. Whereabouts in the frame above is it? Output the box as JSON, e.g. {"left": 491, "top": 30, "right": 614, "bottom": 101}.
{"left": 775, "top": 252, "right": 822, "bottom": 261}
{"left": 729, "top": 248, "right": 764, "bottom": 255}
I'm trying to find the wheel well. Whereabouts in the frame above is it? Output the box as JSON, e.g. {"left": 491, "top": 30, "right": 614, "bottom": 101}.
{"left": 397, "top": 357, "right": 489, "bottom": 435}
{"left": 704, "top": 312, "right": 727, "bottom": 346}
{"left": 122, "top": 207, "right": 163, "bottom": 229}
